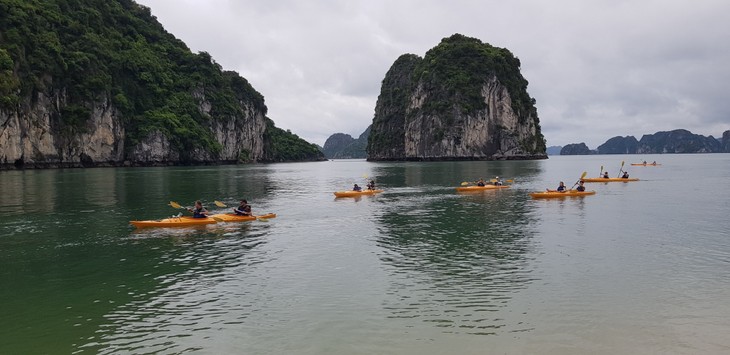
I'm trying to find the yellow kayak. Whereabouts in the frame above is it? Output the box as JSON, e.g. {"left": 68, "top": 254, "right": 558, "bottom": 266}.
{"left": 456, "top": 185, "right": 510, "bottom": 192}
{"left": 333, "top": 189, "right": 383, "bottom": 197}
{"left": 530, "top": 190, "right": 596, "bottom": 199}
{"left": 631, "top": 163, "right": 661, "bottom": 166}
{"left": 582, "top": 177, "right": 639, "bottom": 182}
{"left": 208, "top": 213, "right": 277, "bottom": 222}
{"left": 130, "top": 216, "right": 217, "bottom": 228}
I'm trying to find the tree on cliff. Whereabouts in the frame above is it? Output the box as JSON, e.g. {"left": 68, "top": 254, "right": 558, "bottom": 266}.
{"left": 367, "top": 34, "right": 546, "bottom": 161}
{"left": 0, "top": 0, "right": 322, "bottom": 167}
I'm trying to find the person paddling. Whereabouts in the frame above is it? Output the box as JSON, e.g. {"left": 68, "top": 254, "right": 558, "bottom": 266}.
{"left": 187, "top": 200, "right": 209, "bottom": 218}
{"left": 366, "top": 180, "right": 376, "bottom": 190}
{"left": 493, "top": 176, "right": 503, "bottom": 186}
{"left": 602, "top": 171, "right": 610, "bottom": 179}
{"left": 233, "top": 199, "right": 252, "bottom": 216}
{"left": 622, "top": 171, "right": 630, "bottom": 179}
{"left": 353, "top": 184, "right": 362, "bottom": 191}
{"left": 576, "top": 180, "right": 586, "bottom": 192}
{"left": 476, "top": 178, "right": 486, "bottom": 187}
{"left": 556, "top": 181, "right": 566, "bottom": 192}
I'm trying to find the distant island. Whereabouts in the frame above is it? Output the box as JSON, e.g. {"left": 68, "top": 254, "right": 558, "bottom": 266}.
{"left": 0, "top": 0, "right": 323, "bottom": 169}
{"left": 365, "top": 34, "right": 546, "bottom": 161}
{"left": 559, "top": 129, "right": 730, "bottom": 155}
{"left": 321, "top": 126, "right": 370, "bottom": 159}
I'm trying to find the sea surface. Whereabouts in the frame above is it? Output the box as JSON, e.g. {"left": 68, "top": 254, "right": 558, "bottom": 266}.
{"left": 1, "top": 154, "right": 729, "bottom": 354}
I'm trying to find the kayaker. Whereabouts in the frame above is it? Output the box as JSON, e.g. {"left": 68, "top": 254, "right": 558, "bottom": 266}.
{"left": 622, "top": 171, "right": 630, "bottom": 179}
{"left": 353, "top": 184, "right": 362, "bottom": 191}
{"left": 188, "top": 200, "right": 208, "bottom": 218}
{"left": 576, "top": 181, "right": 586, "bottom": 192}
{"left": 602, "top": 171, "right": 609, "bottom": 179}
{"left": 652, "top": 161, "right": 657, "bottom": 165}
{"left": 366, "top": 180, "right": 376, "bottom": 190}
{"left": 233, "top": 199, "right": 252, "bottom": 216}
{"left": 476, "top": 178, "right": 486, "bottom": 187}
{"left": 643, "top": 160, "right": 647, "bottom": 165}
{"left": 556, "top": 181, "right": 566, "bottom": 192}
{"left": 493, "top": 176, "right": 503, "bottom": 186}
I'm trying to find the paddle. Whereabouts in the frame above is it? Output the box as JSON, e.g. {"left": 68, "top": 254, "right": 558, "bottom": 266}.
{"left": 169, "top": 201, "right": 219, "bottom": 220}
{"left": 461, "top": 181, "right": 470, "bottom": 186}
{"left": 617, "top": 161, "right": 625, "bottom": 178}
{"left": 571, "top": 171, "right": 588, "bottom": 189}
{"left": 599, "top": 165, "right": 603, "bottom": 177}
{"left": 214, "top": 200, "right": 227, "bottom": 208}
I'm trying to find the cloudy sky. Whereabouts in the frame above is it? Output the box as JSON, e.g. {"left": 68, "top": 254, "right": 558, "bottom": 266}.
{"left": 136, "top": 0, "right": 730, "bottom": 148}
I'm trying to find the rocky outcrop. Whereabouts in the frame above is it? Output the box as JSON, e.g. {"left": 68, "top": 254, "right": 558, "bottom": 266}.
{"left": 596, "top": 136, "right": 639, "bottom": 154}
{"left": 0, "top": 0, "right": 320, "bottom": 169}
{"left": 560, "top": 143, "right": 593, "bottom": 155}
{"left": 721, "top": 130, "right": 730, "bottom": 153}
{"left": 323, "top": 126, "right": 370, "bottom": 159}
{"left": 367, "top": 34, "right": 546, "bottom": 161}
{"left": 636, "top": 129, "right": 721, "bottom": 154}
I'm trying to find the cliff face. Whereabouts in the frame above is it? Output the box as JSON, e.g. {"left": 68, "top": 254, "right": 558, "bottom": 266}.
{"left": 367, "top": 34, "right": 546, "bottom": 161}
{"left": 560, "top": 143, "right": 593, "bottom": 155}
{"left": 323, "top": 126, "right": 370, "bottom": 159}
{"left": 722, "top": 130, "right": 730, "bottom": 152}
{"left": 597, "top": 136, "right": 639, "bottom": 154}
{"left": 0, "top": 0, "right": 321, "bottom": 169}
{"left": 636, "top": 129, "right": 720, "bottom": 154}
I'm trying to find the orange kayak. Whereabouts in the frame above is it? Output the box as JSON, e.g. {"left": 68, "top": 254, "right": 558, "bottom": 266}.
{"left": 208, "top": 213, "right": 277, "bottom": 222}
{"left": 456, "top": 185, "right": 510, "bottom": 192}
{"left": 130, "top": 216, "right": 217, "bottom": 228}
{"left": 530, "top": 190, "right": 596, "bottom": 198}
{"left": 631, "top": 163, "right": 661, "bottom": 166}
{"left": 334, "top": 189, "right": 383, "bottom": 197}
{"left": 582, "top": 177, "right": 639, "bottom": 182}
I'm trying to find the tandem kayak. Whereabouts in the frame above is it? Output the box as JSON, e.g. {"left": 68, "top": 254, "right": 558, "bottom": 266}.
{"left": 530, "top": 190, "right": 596, "bottom": 199}
{"left": 631, "top": 163, "right": 661, "bottom": 166}
{"left": 208, "top": 213, "right": 277, "bottom": 222}
{"left": 456, "top": 185, "right": 510, "bottom": 192}
{"left": 582, "top": 177, "right": 639, "bottom": 182}
{"left": 130, "top": 216, "right": 217, "bottom": 228}
{"left": 333, "top": 189, "right": 384, "bottom": 197}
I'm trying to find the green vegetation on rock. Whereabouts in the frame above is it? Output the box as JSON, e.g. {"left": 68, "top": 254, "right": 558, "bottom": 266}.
{"left": 263, "top": 119, "right": 323, "bottom": 162}
{"left": 0, "top": 0, "right": 320, "bottom": 163}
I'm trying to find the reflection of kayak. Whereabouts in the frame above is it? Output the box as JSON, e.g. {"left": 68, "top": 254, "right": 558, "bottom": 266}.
{"left": 208, "top": 213, "right": 277, "bottom": 222}
{"left": 333, "top": 189, "right": 383, "bottom": 197}
{"left": 456, "top": 185, "right": 510, "bottom": 192}
{"left": 582, "top": 177, "right": 639, "bottom": 182}
{"left": 530, "top": 190, "right": 596, "bottom": 198}
{"left": 631, "top": 163, "right": 661, "bottom": 166}
{"left": 130, "top": 216, "right": 217, "bottom": 228}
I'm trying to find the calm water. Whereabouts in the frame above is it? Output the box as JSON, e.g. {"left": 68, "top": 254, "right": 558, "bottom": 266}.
{"left": 1, "top": 155, "right": 729, "bottom": 354}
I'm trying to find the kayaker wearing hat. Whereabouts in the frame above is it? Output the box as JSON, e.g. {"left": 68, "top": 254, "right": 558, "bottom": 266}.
{"left": 576, "top": 181, "right": 586, "bottom": 191}
{"left": 493, "top": 176, "right": 503, "bottom": 186}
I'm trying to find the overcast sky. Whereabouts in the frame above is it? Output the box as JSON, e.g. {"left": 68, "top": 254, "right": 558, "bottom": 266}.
{"left": 136, "top": 0, "right": 730, "bottom": 148}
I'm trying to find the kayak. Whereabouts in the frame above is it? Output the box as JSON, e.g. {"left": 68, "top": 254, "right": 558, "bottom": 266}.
{"left": 582, "top": 177, "right": 639, "bottom": 182}
{"left": 130, "top": 216, "right": 217, "bottom": 228}
{"left": 631, "top": 163, "right": 661, "bottom": 166}
{"left": 334, "top": 189, "right": 383, "bottom": 197}
{"left": 456, "top": 185, "right": 510, "bottom": 192}
{"left": 208, "top": 213, "right": 277, "bottom": 222}
{"left": 530, "top": 190, "right": 596, "bottom": 199}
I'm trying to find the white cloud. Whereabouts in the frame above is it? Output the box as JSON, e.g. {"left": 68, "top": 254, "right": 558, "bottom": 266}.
{"left": 137, "top": 0, "right": 730, "bottom": 147}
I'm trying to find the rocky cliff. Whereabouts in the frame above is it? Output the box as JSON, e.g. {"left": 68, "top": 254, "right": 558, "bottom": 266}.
{"left": 560, "top": 143, "right": 593, "bottom": 155}
{"left": 546, "top": 146, "right": 563, "bottom": 156}
{"left": 322, "top": 126, "right": 370, "bottom": 159}
{"left": 597, "top": 136, "right": 639, "bottom": 154}
{"left": 722, "top": 130, "right": 730, "bottom": 152}
{"left": 636, "top": 129, "right": 720, "bottom": 154}
{"left": 367, "top": 34, "right": 546, "bottom": 161}
{"left": 0, "top": 0, "right": 322, "bottom": 169}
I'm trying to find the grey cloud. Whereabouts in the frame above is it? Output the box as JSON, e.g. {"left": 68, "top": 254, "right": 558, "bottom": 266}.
{"left": 137, "top": 0, "right": 730, "bottom": 147}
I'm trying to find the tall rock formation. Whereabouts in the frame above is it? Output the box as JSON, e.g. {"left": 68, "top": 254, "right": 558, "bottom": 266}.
{"left": 322, "top": 126, "right": 370, "bottom": 159}
{"left": 596, "top": 136, "right": 639, "bottom": 154}
{"left": 721, "top": 130, "right": 730, "bottom": 153}
{"left": 636, "top": 129, "right": 720, "bottom": 154}
{"left": 560, "top": 143, "right": 593, "bottom": 155}
{"left": 367, "top": 34, "right": 546, "bottom": 161}
{"left": 0, "top": 0, "right": 322, "bottom": 169}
